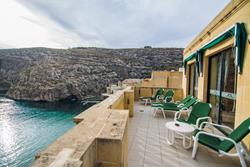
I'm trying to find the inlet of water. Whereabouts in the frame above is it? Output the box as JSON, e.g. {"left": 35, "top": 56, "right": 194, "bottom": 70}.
{"left": 0, "top": 97, "right": 90, "bottom": 167}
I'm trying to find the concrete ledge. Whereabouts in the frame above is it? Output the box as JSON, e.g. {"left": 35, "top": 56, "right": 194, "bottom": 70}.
{"left": 31, "top": 87, "right": 133, "bottom": 167}
{"left": 74, "top": 87, "right": 132, "bottom": 123}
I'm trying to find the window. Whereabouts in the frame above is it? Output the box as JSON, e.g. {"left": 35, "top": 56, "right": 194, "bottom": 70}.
{"left": 188, "top": 63, "right": 198, "bottom": 97}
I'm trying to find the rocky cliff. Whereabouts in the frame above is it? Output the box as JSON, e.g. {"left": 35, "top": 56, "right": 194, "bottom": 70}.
{"left": 0, "top": 47, "right": 183, "bottom": 101}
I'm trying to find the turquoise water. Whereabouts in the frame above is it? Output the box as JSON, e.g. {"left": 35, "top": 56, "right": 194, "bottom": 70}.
{"left": 0, "top": 97, "right": 89, "bottom": 167}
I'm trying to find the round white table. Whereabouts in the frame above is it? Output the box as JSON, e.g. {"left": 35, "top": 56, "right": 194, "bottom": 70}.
{"left": 165, "top": 121, "right": 195, "bottom": 149}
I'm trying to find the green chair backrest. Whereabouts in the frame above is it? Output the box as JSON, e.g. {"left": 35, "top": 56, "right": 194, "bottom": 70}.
{"left": 152, "top": 88, "right": 164, "bottom": 100}
{"left": 181, "top": 97, "right": 197, "bottom": 109}
{"left": 186, "top": 102, "right": 212, "bottom": 125}
{"left": 219, "top": 117, "right": 250, "bottom": 152}
{"left": 164, "top": 89, "right": 174, "bottom": 102}
{"left": 165, "top": 89, "right": 174, "bottom": 97}
{"left": 179, "top": 95, "right": 193, "bottom": 105}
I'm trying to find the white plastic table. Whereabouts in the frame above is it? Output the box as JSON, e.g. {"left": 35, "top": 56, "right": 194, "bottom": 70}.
{"left": 165, "top": 121, "right": 195, "bottom": 149}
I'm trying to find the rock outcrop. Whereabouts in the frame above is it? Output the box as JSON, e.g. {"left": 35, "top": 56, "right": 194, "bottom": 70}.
{"left": 0, "top": 47, "right": 183, "bottom": 101}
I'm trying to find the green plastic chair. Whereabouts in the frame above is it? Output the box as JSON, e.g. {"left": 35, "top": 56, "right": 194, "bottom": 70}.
{"left": 140, "top": 88, "right": 164, "bottom": 105}
{"left": 175, "top": 102, "right": 212, "bottom": 128}
{"left": 163, "top": 89, "right": 174, "bottom": 103}
{"left": 152, "top": 95, "right": 193, "bottom": 108}
{"left": 153, "top": 97, "right": 198, "bottom": 118}
{"left": 192, "top": 118, "right": 250, "bottom": 167}
{"left": 153, "top": 89, "right": 174, "bottom": 104}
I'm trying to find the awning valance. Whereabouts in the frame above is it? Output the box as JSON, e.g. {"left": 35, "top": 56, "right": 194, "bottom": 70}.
{"left": 183, "top": 23, "right": 247, "bottom": 75}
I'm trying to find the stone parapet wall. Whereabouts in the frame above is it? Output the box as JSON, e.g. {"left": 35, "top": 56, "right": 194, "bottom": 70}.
{"left": 31, "top": 87, "right": 133, "bottom": 167}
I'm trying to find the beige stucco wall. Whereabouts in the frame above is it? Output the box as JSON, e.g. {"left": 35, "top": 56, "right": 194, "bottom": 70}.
{"left": 140, "top": 71, "right": 168, "bottom": 88}
{"left": 136, "top": 71, "right": 183, "bottom": 101}
{"left": 183, "top": 0, "right": 250, "bottom": 149}
{"left": 140, "top": 71, "right": 182, "bottom": 88}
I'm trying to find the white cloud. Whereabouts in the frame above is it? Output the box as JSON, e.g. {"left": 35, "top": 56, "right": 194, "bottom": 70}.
{"left": 0, "top": 0, "right": 93, "bottom": 48}
{"left": 0, "top": 0, "right": 230, "bottom": 48}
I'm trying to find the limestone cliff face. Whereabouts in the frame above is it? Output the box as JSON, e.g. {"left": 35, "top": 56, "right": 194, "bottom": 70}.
{"left": 0, "top": 47, "right": 183, "bottom": 101}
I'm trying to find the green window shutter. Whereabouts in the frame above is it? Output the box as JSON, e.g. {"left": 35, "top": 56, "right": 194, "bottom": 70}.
{"left": 235, "top": 23, "right": 247, "bottom": 74}
{"left": 195, "top": 51, "right": 203, "bottom": 75}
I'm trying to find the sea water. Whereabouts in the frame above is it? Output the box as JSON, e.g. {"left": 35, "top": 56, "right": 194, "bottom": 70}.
{"left": 0, "top": 97, "right": 89, "bottom": 167}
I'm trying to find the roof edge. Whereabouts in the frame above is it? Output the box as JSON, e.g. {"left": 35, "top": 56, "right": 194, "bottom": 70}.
{"left": 184, "top": 0, "right": 249, "bottom": 55}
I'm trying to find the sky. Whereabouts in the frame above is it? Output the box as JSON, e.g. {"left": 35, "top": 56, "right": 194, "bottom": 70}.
{"left": 0, "top": 0, "right": 230, "bottom": 49}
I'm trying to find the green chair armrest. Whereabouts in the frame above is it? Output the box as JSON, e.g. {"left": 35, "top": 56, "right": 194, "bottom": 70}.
{"left": 195, "top": 117, "right": 212, "bottom": 129}
{"left": 174, "top": 109, "right": 190, "bottom": 122}
{"left": 177, "top": 103, "right": 184, "bottom": 108}
{"left": 199, "top": 122, "right": 234, "bottom": 132}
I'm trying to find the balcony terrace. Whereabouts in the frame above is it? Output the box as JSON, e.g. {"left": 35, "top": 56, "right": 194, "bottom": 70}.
{"left": 31, "top": 71, "right": 250, "bottom": 167}
{"left": 128, "top": 102, "right": 242, "bottom": 167}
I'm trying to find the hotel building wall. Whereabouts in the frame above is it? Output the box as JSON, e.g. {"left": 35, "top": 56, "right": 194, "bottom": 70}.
{"left": 183, "top": 0, "right": 250, "bottom": 148}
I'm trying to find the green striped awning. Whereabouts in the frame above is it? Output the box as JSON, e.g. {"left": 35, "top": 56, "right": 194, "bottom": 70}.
{"left": 183, "top": 23, "right": 247, "bottom": 75}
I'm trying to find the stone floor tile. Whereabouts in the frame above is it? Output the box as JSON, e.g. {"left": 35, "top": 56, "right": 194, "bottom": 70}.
{"left": 144, "top": 162, "right": 161, "bottom": 167}
{"left": 131, "top": 141, "right": 146, "bottom": 152}
{"left": 128, "top": 150, "right": 145, "bottom": 163}
{"left": 178, "top": 157, "right": 200, "bottom": 167}
{"left": 147, "top": 139, "right": 161, "bottom": 147}
{"left": 161, "top": 146, "right": 177, "bottom": 157}
{"left": 161, "top": 156, "right": 181, "bottom": 167}
{"left": 145, "top": 144, "right": 161, "bottom": 154}
{"left": 144, "top": 152, "right": 161, "bottom": 166}
{"left": 128, "top": 160, "right": 144, "bottom": 167}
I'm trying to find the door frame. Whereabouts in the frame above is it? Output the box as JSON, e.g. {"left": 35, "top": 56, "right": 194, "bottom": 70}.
{"left": 207, "top": 48, "right": 237, "bottom": 126}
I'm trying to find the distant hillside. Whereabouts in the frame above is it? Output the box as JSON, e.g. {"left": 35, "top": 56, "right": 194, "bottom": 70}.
{"left": 0, "top": 47, "right": 183, "bottom": 101}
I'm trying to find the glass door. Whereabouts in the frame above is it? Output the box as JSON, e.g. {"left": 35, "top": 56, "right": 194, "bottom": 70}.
{"left": 208, "top": 48, "right": 236, "bottom": 128}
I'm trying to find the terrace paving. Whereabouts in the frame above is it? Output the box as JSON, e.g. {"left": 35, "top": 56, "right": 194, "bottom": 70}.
{"left": 128, "top": 102, "right": 244, "bottom": 167}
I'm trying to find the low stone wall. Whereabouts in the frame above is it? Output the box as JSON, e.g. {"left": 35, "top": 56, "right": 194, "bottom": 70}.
{"left": 136, "top": 87, "right": 183, "bottom": 101}
{"left": 31, "top": 87, "right": 133, "bottom": 167}
{"left": 134, "top": 71, "right": 183, "bottom": 101}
